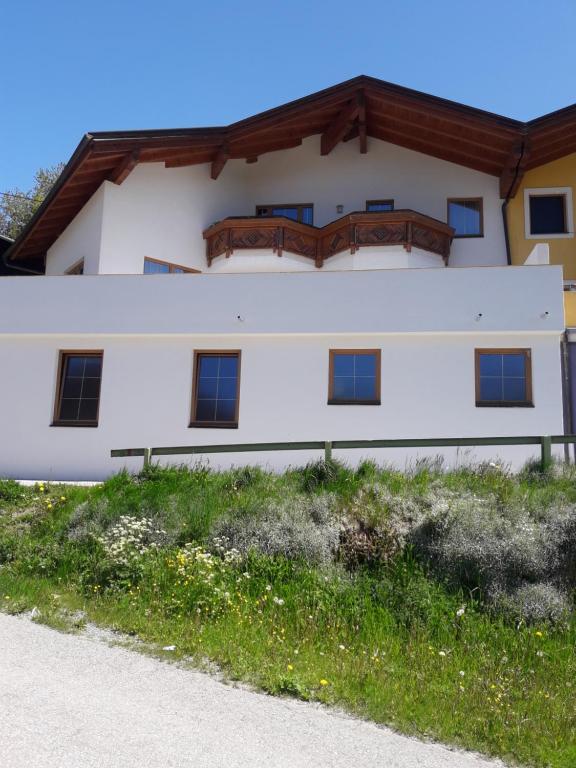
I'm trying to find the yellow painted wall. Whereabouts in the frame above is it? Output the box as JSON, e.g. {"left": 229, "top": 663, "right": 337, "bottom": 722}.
{"left": 508, "top": 153, "right": 576, "bottom": 279}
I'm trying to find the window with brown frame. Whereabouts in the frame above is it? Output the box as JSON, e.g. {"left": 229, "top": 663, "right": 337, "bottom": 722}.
{"left": 144, "top": 257, "right": 199, "bottom": 274}
{"left": 366, "top": 199, "right": 394, "bottom": 212}
{"left": 255, "top": 204, "right": 313, "bottom": 225}
{"left": 475, "top": 349, "right": 533, "bottom": 407}
{"left": 328, "top": 350, "right": 381, "bottom": 405}
{"left": 190, "top": 351, "right": 241, "bottom": 428}
{"left": 447, "top": 198, "right": 484, "bottom": 237}
{"left": 52, "top": 351, "right": 103, "bottom": 426}
{"left": 65, "top": 259, "right": 84, "bottom": 275}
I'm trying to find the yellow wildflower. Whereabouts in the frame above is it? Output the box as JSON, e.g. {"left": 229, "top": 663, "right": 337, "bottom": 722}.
{"left": 319, "top": 679, "right": 329, "bottom": 686}
{"left": 287, "top": 664, "right": 294, "bottom": 671}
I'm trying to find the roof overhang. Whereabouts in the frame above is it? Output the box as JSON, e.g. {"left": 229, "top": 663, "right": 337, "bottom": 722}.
{"left": 6, "top": 75, "right": 576, "bottom": 265}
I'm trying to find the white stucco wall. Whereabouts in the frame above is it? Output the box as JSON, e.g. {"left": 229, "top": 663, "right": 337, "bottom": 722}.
{"left": 0, "top": 266, "right": 564, "bottom": 480}
{"left": 45, "top": 136, "right": 507, "bottom": 276}
{"left": 45, "top": 185, "right": 106, "bottom": 275}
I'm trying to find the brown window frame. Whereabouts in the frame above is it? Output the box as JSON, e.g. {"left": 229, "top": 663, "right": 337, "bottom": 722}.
{"left": 447, "top": 197, "right": 484, "bottom": 238}
{"left": 52, "top": 350, "right": 104, "bottom": 427}
{"left": 144, "top": 257, "right": 200, "bottom": 274}
{"left": 475, "top": 348, "right": 533, "bottom": 408}
{"left": 328, "top": 349, "right": 381, "bottom": 405}
{"left": 255, "top": 203, "right": 314, "bottom": 224}
{"left": 190, "top": 350, "right": 241, "bottom": 429}
{"left": 366, "top": 199, "right": 394, "bottom": 212}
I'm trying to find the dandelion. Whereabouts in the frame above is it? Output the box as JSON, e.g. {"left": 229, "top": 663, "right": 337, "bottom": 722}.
{"left": 459, "top": 671, "right": 465, "bottom": 677}
{"left": 60, "top": 496, "right": 66, "bottom": 502}
{"left": 535, "top": 631, "right": 543, "bottom": 638}
{"left": 265, "top": 585, "right": 272, "bottom": 591}
{"left": 273, "top": 596, "right": 284, "bottom": 606}
{"left": 536, "top": 650, "right": 544, "bottom": 657}
{"left": 338, "top": 644, "right": 346, "bottom": 651}
{"left": 456, "top": 607, "right": 466, "bottom": 618}
{"left": 319, "top": 679, "right": 329, "bottom": 686}
{"left": 438, "top": 651, "right": 446, "bottom": 657}
{"left": 47, "top": 503, "right": 53, "bottom": 509}
{"left": 287, "top": 664, "right": 294, "bottom": 671}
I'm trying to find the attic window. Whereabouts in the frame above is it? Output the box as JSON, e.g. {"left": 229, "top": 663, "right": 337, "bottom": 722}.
{"left": 366, "top": 200, "right": 394, "bottom": 212}
{"left": 66, "top": 260, "right": 84, "bottom": 275}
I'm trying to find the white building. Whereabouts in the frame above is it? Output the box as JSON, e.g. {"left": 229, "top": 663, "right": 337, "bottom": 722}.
{"left": 1, "top": 76, "right": 567, "bottom": 479}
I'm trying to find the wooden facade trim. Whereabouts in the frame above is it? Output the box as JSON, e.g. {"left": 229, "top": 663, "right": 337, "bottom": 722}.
{"left": 203, "top": 210, "right": 454, "bottom": 267}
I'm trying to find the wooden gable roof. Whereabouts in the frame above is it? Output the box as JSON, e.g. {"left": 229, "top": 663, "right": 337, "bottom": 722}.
{"left": 6, "top": 75, "right": 576, "bottom": 264}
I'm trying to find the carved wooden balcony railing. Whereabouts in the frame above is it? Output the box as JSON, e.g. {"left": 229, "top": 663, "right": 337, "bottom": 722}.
{"left": 203, "top": 210, "right": 454, "bottom": 268}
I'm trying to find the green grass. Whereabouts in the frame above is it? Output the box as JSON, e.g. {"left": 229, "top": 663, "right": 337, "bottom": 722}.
{"left": 0, "top": 463, "right": 575, "bottom": 767}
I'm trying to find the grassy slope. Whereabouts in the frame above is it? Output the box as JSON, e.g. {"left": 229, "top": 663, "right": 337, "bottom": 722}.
{"left": 0, "top": 464, "right": 575, "bottom": 768}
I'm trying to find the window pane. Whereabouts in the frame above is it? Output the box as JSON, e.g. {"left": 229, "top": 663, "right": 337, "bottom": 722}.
{"left": 81, "top": 378, "right": 101, "bottom": 398}
{"left": 59, "top": 399, "right": 80, "bottom": 420}
{"left": 272, "top": 207, "right": 299, "bottom": 221}
{"left": 367, "top": 201, "right": 394, "bottom": 212}
{"left": 199, "top": 356, "right": 220, "bottom": 377}
{"left": 503, "top": 377, "right": 526, "bottom": 402}
{"left": 195, "top": 399, "right": 217, "bottom": 421}
{"left": 78, "top": 399, "right": 99, "bottom": 422}
{"left": 84, "top": 357, "right": 102, "bottom": 377}
{"left": 333, "top": 354, "right": 354, "bottom": 376}
{"left": 354, "top": 353, "right": 377, "bottom": 376}
{"left": 333, "top": 377, "right": 355, "bottom": 400}
{"left": 479, "top": 354, "right": 502, "bottom": 377}
{"left": 355, "top": 377, "right": 377, "bottom": 400}
{"left": 216, "top": 399, "right": 236, "bottom": 422}
{"left": 197, "top": 378, "right": 218, "bottom": 399}
{"left": 301, "top": 206, "right": 314, "bottom": 225}
{"left": 502, "top": 354, "right": 526, "bottom": 377}
{"left": 62, "top": 377, "right": 83, "bottom": 398}
{"left": 66, "top": 357, "right": 85, "bottom": 377}
{"left": 479, "top": 377, "right": 503, "bottom": 401}
{"left": 529, "top": 195, "right": 566, "bottom": 235}
{"left": 218, "top": 356, "right": 238, "bottom": 377}
{"left": 448, "top": 200, "right": 481, "bottom": 236}
{"left": 217, "top": 378, "right": 237, "bottom": 399}
{"left": 144, "top": 259, "right": 170, "bottom": 274}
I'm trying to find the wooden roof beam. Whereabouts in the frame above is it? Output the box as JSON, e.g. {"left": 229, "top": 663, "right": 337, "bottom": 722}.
{"left": 108, "top": 149, "right": 141, "bottom": 185}
{"left": 358, "top": 90, "right": 367, "bottom": 153}
{"left": 211, "top": 143, "right": 229, "bottom": 180}
{"left": 321, "top": 95, "right": 361, "bottom": 155}
{"left": 499, "top": 139, "right": 530, "bottom": 199}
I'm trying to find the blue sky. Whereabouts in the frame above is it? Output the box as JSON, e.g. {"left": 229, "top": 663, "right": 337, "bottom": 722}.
{"left": 2, "top": 0, "right": 576, "bottom": 191}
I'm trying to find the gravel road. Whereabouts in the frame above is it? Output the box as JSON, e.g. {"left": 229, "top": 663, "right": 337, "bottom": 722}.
{"left": 0, "top": 612, "right": 503, "bottom": 768}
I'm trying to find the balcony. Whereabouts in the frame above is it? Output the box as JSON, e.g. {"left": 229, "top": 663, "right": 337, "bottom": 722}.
{"left": 203, "top": 210, "right": 454, "bottom": 269}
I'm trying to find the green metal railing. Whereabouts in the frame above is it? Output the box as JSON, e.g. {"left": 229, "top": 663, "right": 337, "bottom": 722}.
{"left": 111, "top": 435, "right": 576, "bottom": 472}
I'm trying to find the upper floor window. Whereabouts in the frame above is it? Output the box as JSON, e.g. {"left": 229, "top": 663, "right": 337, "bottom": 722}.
{"left": 524, "top": 188, "right": 574, "bottom": 239}
{"left": 256, "top": 204, "right": 313, "bottom": 225}
{"left": 66, "top": 260, "right": 84, "bottom": 275}
{"left": 144, "top": 257, "right": 199, "bottom": 274}
{"left": 366, "top": 199, "right": 394, "bottom": 212}
{"left": 190, "top": 351, "right": 241, "bottom": 428}
{"left": 328, "top": 350, "right": 381, "bottom": 405}
{"left": 447, "top": 198, "right": 483, "bottom": 238}
{"left": 475, "top": 349, "right": 532, "bottom": 407}
{"left": 53, "top": 351, "right": 103, "bottom": 426}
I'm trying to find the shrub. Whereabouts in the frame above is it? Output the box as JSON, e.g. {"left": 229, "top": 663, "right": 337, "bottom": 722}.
{"left": 295, "top": 459, "right": 345, "bottom": 493}
{"left": 490, "top": 582, "right": 570, "bottom": 624}
{"left": 0, "top": 479, "right": 25, "bottom": 504}
{"left": 210, "top": 495, "right": 339, "bottom": 565}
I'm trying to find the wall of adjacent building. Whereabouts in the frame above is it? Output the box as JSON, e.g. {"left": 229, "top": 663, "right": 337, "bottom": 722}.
{"left": 508, "top": 153, "right": 576, "bottom": 279}
{"left": 0, "top": 266, "right": 564, "bottom": 480}
{"left": 45, "top": 136, "right": 508, "bottom": 276}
